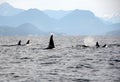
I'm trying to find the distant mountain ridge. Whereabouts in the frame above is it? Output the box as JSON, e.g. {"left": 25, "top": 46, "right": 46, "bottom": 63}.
{"left": 0, "top": 2, "right": 120, "bottom": 35}
{"left": 56, "top": 9, "right": 109, "bottom": 35}
{"left": 107, "top": 29, "right": 120, "bottom": 35}
{"left": 0, "top": 23, "right": 45, "bottom": 36}
{"left": 0, "top": 8, "right": 55, "bottom": 32}
{"left": 107, "top": 23, "right": 120, "bottom": 35}
{"left": 0, "top": 2, "right": 24, "bottom": 16}
{"left": 44, "top": 10, "right": 72, "bottom": 19}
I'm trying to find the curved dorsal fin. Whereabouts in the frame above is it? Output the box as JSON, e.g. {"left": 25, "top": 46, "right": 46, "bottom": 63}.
{"left": 46, "top": 34, "right": 55, "bottom": 49}
{"left": 26, "top": 40, "right": 30, "bottom": 44}
{"left": 18, "top": 40, "right": 21, "bottom": 45}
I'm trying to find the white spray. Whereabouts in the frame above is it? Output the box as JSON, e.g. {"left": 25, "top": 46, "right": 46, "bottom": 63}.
{"left": 84, "top": 36, "right": 96, "bottom": 47}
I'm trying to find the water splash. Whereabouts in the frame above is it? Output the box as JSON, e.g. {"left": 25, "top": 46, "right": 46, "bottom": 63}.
{"left": 84, "top": 36, "right": 96, "bottom": 47}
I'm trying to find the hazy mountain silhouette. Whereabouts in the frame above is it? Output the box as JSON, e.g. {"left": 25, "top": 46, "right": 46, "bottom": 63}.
{"left": 44, "top": 10, "right": 72, "bottom": 20}
{"left": 0, "top": 23, "right": 45, "bottom": 36}
{"left": 57, "top": 9, "right": 110, "bottom": 35}
{"left": 107, "top": 23, "right": 120, "bottom": 35}
{"left": 0, "top": 8, "right": 56, "bottom": 32}
{"left": 107, "top": 29, "right": 120, "bottom": 35}
{"left": 0, "top": 2, "right": 24, "bottom": 16}
{"left": 0, "top": 3, "right": 120, "bottom": 35}
{"left": 109, "top": 23, "right": 120, "bottom": 29}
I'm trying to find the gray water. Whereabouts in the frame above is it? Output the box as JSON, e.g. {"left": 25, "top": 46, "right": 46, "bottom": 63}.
{"left": 0, "top": 36, "right": 120, "bottom": 82}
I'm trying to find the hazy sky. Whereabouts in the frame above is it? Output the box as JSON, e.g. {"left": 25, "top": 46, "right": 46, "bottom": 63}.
{"left": 0, "top": 0, "right": 120, "bottom": 18}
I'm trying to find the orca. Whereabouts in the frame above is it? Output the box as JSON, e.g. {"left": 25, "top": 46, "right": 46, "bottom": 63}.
{"left": 96, "top": 43, "right": 120, "bottom": 48}
{"left": 76, "top": 42, "right": 100, "bottom": 49}
{"left": 96, "top": 42, "right": 100, "bottom": 48}
{"left": 76, "top": 41, "right": 109, "bottom": 49}
{"left": 81, "top": 45, "right": 89, "bottom": 48}
{"left": 0, "top": 40, "right": 30, "bottom": 47}
{"left": 0, "top": 40, "right": 22, "bottom": 47}
{"left": 75, "top": 42, "right": 120, "bottom": 49}
{"left": 26, "top": 40, "right": 30, "bottom": 44}
{"left": 20, "top": 40, "right": 31, "bottom": 46}
{"left": 96, "top": 42, "right": 108, "bottom": 48}
{"left": 76, "top": 44, "right": 89, "bottom": 48}
{"left": 102, "top": 44, "right": 107, "bottom": 48}
{"left": 24, "top": 40, "right": 31, "bottom": 46}
{"left": 45, "top": 34, "right": 55, "bottom": 49}
{"left": 17, "top": 40, "right": 21, "bottom": 45}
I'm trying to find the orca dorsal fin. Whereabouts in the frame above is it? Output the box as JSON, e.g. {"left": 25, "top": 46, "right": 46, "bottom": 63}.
{"left": 26, "top": 40, "right": 30, "bottom": 44}
{"left": 18, "top": 40, "right": 21, "bottom": 45}
{"left": 46, "top": 34, "right": 55, "bottom": 49}
{"left": 96, "top": 41, "right": 100, "bottom": 48}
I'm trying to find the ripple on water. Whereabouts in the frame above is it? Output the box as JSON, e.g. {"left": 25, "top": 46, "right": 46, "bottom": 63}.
{"left": 72, "top": 78, "right": 90, "bottom": 82}
{"left": 75, "top": 64, "right": 93, "bottom": 69}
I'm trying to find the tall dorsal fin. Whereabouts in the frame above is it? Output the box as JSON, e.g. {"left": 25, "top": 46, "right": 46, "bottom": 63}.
{"left": 46, "top": 34, "right": 55, "bottom": 49}
{"left": 17, "top": 40, "right": 21, "bottom": 45}
{"left": 96, "top": 41, "right": 100, "bottom": 48}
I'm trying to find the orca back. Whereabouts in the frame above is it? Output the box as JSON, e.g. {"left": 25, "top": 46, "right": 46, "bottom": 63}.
{"left": 102, "top": 44, "right": 107, "bottom": 48}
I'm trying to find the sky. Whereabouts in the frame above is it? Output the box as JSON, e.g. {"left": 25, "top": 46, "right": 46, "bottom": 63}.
{"left": 0, "top": 0, "right": 120, "bottom": 18}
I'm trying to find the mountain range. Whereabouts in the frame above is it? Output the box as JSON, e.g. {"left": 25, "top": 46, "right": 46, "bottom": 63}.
{"left": 44, "top": 10, "right": 72, "bottom": 20}
{"left": 0, "top": 23, "right": 45, "bottom": 36}
{"left": 0, "top": 2, "right": 120, "bottom": 35}
{"left": 0, "top": 3, "right": 24, "bottom": 16}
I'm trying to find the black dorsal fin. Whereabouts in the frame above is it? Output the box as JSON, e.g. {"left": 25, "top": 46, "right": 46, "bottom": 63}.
{"left": 26, "top": 40, "right": 30, "bottom": 44}
{"left": 46, "top": 34, "right": 55, "bottom": 49}
{"left": 18, "top": 40, "right": 21, "bottom": 45}
{"left": 96, "top": 41, "right": 100, "bottom": 48}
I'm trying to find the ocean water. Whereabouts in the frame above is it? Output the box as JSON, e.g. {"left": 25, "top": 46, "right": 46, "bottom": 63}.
{"left": 0, "top": 36, "right": 120, "bottom": 82}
